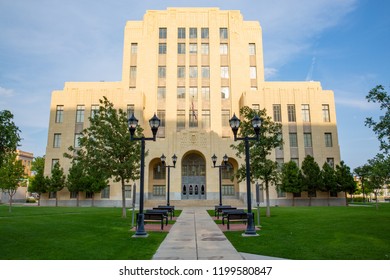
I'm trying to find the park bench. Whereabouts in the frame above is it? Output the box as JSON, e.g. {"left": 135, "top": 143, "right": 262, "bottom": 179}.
{"left": 222, "top": 211, "right": 248, "bottom": 230}
{"left": 214, "top": 205, "right": 236, "bottom": 219}
{"left": 137, "top": 211, "right": 167, "bottom": 230}
{"left": 155, "top": 205, "right": 175, "bottom": 219}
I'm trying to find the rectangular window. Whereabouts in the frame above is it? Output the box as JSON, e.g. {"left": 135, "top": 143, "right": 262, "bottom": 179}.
{"left": 252, "top": 104, "right": 260, "bottom": 111}
{"left": 159, "top": 28, "right": 167, "bottom": 39}
{"left": 189, "top": 104, "right": 198, "bottom": 128}
{"left": 158, "top": 66, "right": 166, "bottom": 78}
{"left": 189, "top": 43, "right": 197, "bottom": 54}
{"left": 222, "top": 110, "right": 230, "bottom": 128}
{"left": 74, "top": 133, "right": 82, "bottom": 148}
{"left": 189, "top": 87, "right": 198, "bottom": 100}
{"left": 202, "top": 110, "right": 210, "bottom": 130}
{"left": 301, "top": 104, "right": 311, "bottom": 122}
{"left": 177, "top": 87, "right": 186, "bottom": 99}
{"left": 289, "top": 133, "right": 298, "bottom": 147}
{"left": 287, "top": 104, "right": 296, "bottom": 122}
{"left": 130, "top": 66, "right": 137, "bottom": 79}
{"left": 177, "top": 66, "right": 185, "bottom": 78}
{"left": 327, "top": 158, "right": 335, "bottom": 168}
{"left": 127, "top": 104, "right": 134, "bottom": 118}
{"left": 220, "top": 28, "right": 228, "bottom": 39}
{"left": 53, "top": 133, "right": 61, "bottom": 148}
{"left": 178, "top": 27, "right": 186, "bottom": 39}
{"left": 51, "top": 159, "right": 59, "bottom": 169}
{"left": 158, "top": 43, "right": 167, "bottom": 54}
{"left": 157, "top": 87, "right": 166, "bottom": 100}
{"left": 55, "top": 105, "right": 64, "bottom": 123}
{"left": 49, "top": 192, "right": 57, "bottom": 199}
{"left": 322, "top": 104, "right": 330, "bottom": 122}
{"left": 202, "top": 66, "right": 210, "bottom": 78}
{"left": 220, "top": 43, "right": 228, "bottom": 55}
{"left": 153, "top": 185, "right": 166, "bottom": 196}
{"left": 222, "top": 185, "right": 235, "bottom": 196}
{"left": 202, "top": 87, "right": 210, "bottom": 101}
{"left": 177, "top": 110, "right": 185, "bottom": 130}
{"left": 189, "top": 27, "right": 197, "bottom": 38}
{"left": 249, "top": 43, "right": 256, "bottom": 55}
{"left": 201, "top": 43, "right": 209, "bottom": 55}
{"left": 304, "top": 133, "right": 312, "bottom": 148}
{"left": 325, "top": 133, "right": 333, "bottom": 147}
{"left": 178, "top": 43, "right": 186, "bottom": 54}
{"left": 91, "top": 105, "right": 99, "bottom": 119}
{"left": 250, "top": 66, "right": 257, "bottom": 79}
{"left": 221, "top": 87, "right": 230, "bottom": 99}
{"left": 76, "top": 105, "right": 85, "bottom": 123}
{"left": 124, "top": 185, "right": 132, "bottom": 199}
{"left": 201, "top": 28, "right": 209, "bottom": 39}
{"left": 101, "top": 186, "right": 110, "bottom": 199}
{"left": 273, "top": 104, "right": 282, "bottom": 122}
{"left": 157, "top": 110, "right": 165, "bottom": 128}
{"left": 86, "top": 192, "right": 93, "bottom": 199}
{"left": 70, "top": 191, "right": 78, "bottom": 199}
{"left": 189, "top": 66, "right": 198, "bottom": 78}
{"left": 221, "top": 66, "right": 229, "bottom": 78}
{"left": 131, "top": 43, "right": 138, "bottom": 54}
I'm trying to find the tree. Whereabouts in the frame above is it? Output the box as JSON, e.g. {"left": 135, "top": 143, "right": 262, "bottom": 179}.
{"left": 366, "top": 154, "right": 390, "bottom": 210}
{"left": 231, "top": 106, "right": 283, "bottom": 217}
{"left": 335, "top": 161, "right": 357, "bottom": 204}
{"left": 365, "top": 85, "right": 390, "bottom": 155}
{"left": 47, "top": 162, "right": 66, "bottom": 207}
{"left": 320, "top": 162, "right": 337, "bottom": 206}
{"left": 301, "top": 155, "right": 321, "bottom": 206}
{"left": 66, "top": 159, "right": 86, "bottom": 207}
{"left": 66, "top": 97, "right": 143, "bottom": 217}
{"left": 0, "top": 152, "right": 26, "bottom": 212}
{"left": 280, "top": 161, "right": 302, "bottom": 206}
{"left": 354, "top": 164, "right": 371, "bottom": 203}
{"left": 0, "top": 110, "right": 21, "bottom": 167}
{"left": 28, "top": 156, "right": 48, "bottom": 206}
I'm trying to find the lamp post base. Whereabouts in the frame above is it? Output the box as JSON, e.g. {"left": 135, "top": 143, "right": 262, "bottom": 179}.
{"left": 132, "top": 213, "right": 148, "bottom": 238}
{"left": 243, "top": 212, "right": 259, "bottom": 237}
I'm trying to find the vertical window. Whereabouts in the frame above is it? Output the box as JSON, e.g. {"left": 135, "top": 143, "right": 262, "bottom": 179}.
{"left": 178, "top": 27, "right": 186, "bottom": 39}
{"left": 202, "top": 87, "right": 210, "bottom": 101}
{"left": 220, "top": 28, "right": 228, "bottom": 39}
{"left": 157, "top": 87, "right": 166, "bottom": 100}
{"left": 101, "top": 186, "right": 110, "bottom": 199}
{"left": 322, "top": 104, "right": 330, "bottom": 122}
{"left": 325, "top": 133, "right": 333, "bottom": 147}
{"left": 304, "top": 133, "right": 312, "bottom": 148}
{"left": 91, "top": 105, "right": 99, "bottom": 118}
{"left": 131, "top": 43, "right": 138, "bottom": 54}
{"left": 178, "top": 43, "right": 186, "bottom": 54}
{"left": 189, "top": 87, "right": 198, "bottom": 100}
{"left": 249, "top": 43, "right": 256, "bottom": 55}
{"left": 127, "top": 104, "right": 134, "bottom": 118}
{"left": 153, "top": 186, "right": 166, "bottom": 196}
{"left": 53, "top": 134, "right": 61, "bottom": 148}
{"left": 222, "top": 110, "right": 230, "bottom": 128}
{"left": 158, "top": 43, "right": 167, "bottom": 54}
{"left": 221, "top": 66, "right": 229, "bottom": 78}
{"left": 202, "top": 66, "right": 210, "bottom": 78}
{"left": 159, "top": 28, "right": 167, "bottom": 39}
{"left": 287, "top": 105, "right": 296, "bottom": 122}
{"left": 289, "top": 133, "right": 298, "bottom": 147}
{"left": 202, "top": 110, "right": 210, "bottom": 130}
{"left": 301, "top": 104, "right": 311, "bottom": 122}
{"left": 189, "top": 66, "right": 198, "bottom": 78}
{"left": 158, "top": 66, "right": 166, "bottom": 78}
{"left": 201, "top": 28, "right": 209, "bottom": 39}
{"left": 189, "top": 43, "right": 197, "bottom": 54}
{"left": 177, "top": 66, "right": 185, "bottom": 78}
{"left": 327, "top": 158, "right": 335, "bottom": 168}
{"left": 177, "top": 110, "right": 185, "bottom": 130}
{"left": 189, "top": 27, "right": 197, "bottom": 38}
{"left": 177, "top": 87, "right": 186, "bottom": 99}
{"left": 130, "top": 66, "right": 137, "bottom": 79}
{"left": 250, "top": 66, "right": 257, "bottom": 79}
{"left": 220, "top": 44, "right": 228, "bottom": 54}
{"left": 157, "top": 110, "right": 165, "bottom": 128}
{"left": 74, "top": 133, "right": 82, "bottom": 148}
{"left": 273, "top": 104, "right": 282, "bottom": 122}
{"left": 124, "top": 185, "right": 132, "bottom": 199}
{"left": 221, "top": 87, "right": 230, "bottom": 99}
{"left": 189, "top": 108, "right": 198, "bottom": 128}
{"left": 55, "top": 105, "right": 64, "bottom": 123}
{"left": 201, "top": 43, "right": 209, "bottom": 55}
{"left": 51, "top": 159, "right": 59, "bottom": 170}
{"left": 76, "top": 105, "right": 85, "bottom": 123}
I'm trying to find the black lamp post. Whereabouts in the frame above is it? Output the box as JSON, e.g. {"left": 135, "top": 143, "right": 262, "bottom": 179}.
{"left": 212, "top": 153, "right": 229, "bottom": 206}
{"left": 229, "top": 113, "right": 261, "bottom": 236}
{"left": 128, "top": 113, "right": 160, "bottom": 237}
{"left": 160, "top": 153, "right": 177, "bottom": 206}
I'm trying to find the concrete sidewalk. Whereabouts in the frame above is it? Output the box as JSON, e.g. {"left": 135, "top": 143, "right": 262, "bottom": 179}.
{"left": 152, "top": 207, "right": 284, "bottom": 260}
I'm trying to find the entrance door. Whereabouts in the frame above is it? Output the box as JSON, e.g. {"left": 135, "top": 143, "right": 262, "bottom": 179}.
{"left": 181, "top": 153, "right": 206, "bottom": 200}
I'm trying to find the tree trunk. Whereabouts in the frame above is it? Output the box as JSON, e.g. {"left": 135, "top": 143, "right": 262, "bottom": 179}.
{"left": 55, "top": 192, "right": 58, "bottom": 207}
{"left": 76, "top": 192, "right": 80, "bottom": 207}
{"left": 292, "top": 195, "right": 295, "bottom": 207}
{"left": 327, "top": 191, "right": 330, "bottom": 207}
{"left": 121, "top": 178, "right": 127, "bottom": 218}
{"left": 8, "top": 194, "right": 13, "bottom": 213}
{"left": 92, "top": 193, "right": 95, "bottom": 207}
{"left": 265, "top": 180, "right": 271, "bottom": 217}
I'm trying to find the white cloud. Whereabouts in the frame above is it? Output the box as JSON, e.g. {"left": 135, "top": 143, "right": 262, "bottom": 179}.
{"left": 0, "top": 86, "right": 14, "bottom": 97}
{"left": 264, "top": 68, "right": 278, "bottom": 79}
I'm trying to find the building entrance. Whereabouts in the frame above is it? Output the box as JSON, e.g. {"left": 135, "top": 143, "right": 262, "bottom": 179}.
{"left": 181, "top": 153, "right": 206, "bottom": 200}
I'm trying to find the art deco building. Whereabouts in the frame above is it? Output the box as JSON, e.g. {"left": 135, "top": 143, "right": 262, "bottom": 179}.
{"left": 43, "top": 8, "right": 343, "bottom": 206}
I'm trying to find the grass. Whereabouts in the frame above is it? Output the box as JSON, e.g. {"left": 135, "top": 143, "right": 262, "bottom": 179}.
{"left": 216, "top": 203, "right": 390, "bottom": 260}
{"left": 0, "top": 205, "right": 181, "bottom": 260}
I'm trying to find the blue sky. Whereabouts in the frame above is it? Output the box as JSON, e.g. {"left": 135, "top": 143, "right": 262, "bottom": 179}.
{"left": 0, "top": 0, "right": 389, "bottom": 170}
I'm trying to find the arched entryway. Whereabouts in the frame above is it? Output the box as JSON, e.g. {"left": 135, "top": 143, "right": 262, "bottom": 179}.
{"left": 181, "top": 152, "right": 206, "bottom": 200}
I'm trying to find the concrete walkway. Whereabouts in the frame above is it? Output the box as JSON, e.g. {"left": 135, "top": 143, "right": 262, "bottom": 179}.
{"left": 152, "top": 207, "right": 284, "bottom": 260}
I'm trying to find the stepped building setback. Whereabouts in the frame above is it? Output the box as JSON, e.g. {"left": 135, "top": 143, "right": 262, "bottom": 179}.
{"left": 43, "top": 8, "right": 343, "bottom": 207}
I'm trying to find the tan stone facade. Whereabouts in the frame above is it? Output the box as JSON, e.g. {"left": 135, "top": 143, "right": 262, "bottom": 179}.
{"left": 43, "top": 8, "right": 344, "bottom": 207}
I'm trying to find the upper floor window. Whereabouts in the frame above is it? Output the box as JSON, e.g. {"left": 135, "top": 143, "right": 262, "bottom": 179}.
{"left": 159, "top": 28, "right": 167, "bottom": 39}
{"left": 287, "top": 104, "right": 296, "bottom": 122}
{"left": 130, "top": 66, "right": 137, "bottom": 79}
{"left": 189, "top": 28, "right": 197, "bottom": 39}
{"left": 250, "top": 66, "right": 257, "bottom": 79}
{"left": 189, "top": 43, "right": 197, "bottom": 54}
{"left": 301, "top": 104, "right": 311, "bottom": 122}
{"left": 178, "top": 27, "right": 186, "bottom": 39}
{"left": 201, "top": 28, "right": 209, "bottom": 39}
{"left": 221, "top": 87, "right": 230, "bottom": 99}
{"left": 201, "top": 43, "right": 209, "bottom": 55}
{"left": 91, "top": 105, "right": 99, "bottom": 119}
{"left": 249, "top": 43, "right": 256, "bottom": 55}
{"left": 131, "top": 43, "right": 138, "bottom": 54}
{"left": 325, "top": 133, "right": 333, "bottom": 147}
{"left": 322, "top": 104, "right": 330, "bottom": 122}
{"left": 159, "top": 43, "right": 167, "bottom": 54}
{"left": 220, "top": 43, "right": 228, "bottom": 55}
{"left": 127, "top": 104, "right": 134, "bottom": 118}
{"left": 220, "top": 28, "right": 228, "bottom": 39}
{"left": 189, "top": 66, "right": 198, "bottom": 78}
{"left": 53, "top": 134, "right": 61, "bottom": 148}
{"left": 178, "top": 43, "right": 186, "bottom": 54}
{"left": 273, "top": 104, "right": 282, "bottom": 122}
{"left": 157, "top": 87, "right": 166, "bottom": 100}
{"left": 177, "top": 66, "right": 185, "bottom": 78}
{"left": 221, "top": 66, "right": 229, "bottom": 78}
{"left": 76, "top": 105, "right": 85, "bottom": 123}
{"left": 158, "top": 66, "right": 166, "bottom": 78}
{"left": 55, "top": 105, "right": 64, "bottom": 123}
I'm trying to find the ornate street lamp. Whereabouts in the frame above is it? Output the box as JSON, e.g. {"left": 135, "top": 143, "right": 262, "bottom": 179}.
{"left": 212, "top": 154, "right": 229, "bottom": 206}
{"left": 128, "top": 113, "right": 160, "bottom": 237}
{"left": 229, "top": 113, "right": 261, "bottom": 236}
{"left": 161, "top": 153, "right": 177, "bottom": 206}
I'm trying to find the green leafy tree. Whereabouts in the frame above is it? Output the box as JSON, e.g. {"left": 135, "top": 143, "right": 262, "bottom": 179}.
{"left": 47, "top": 162, "right": 66, "bottom": 207}
{"left": 366, "top": 154, "right": 390, "bottom": 210}
{"left": 66, "top": 160, "right": 86, "bottom": 207}
{"left": 231, "top": 106, "right": 283, "bottom": 217}
{"left": 354, "top": 164, "right": 371, "bottom": 203}
{"left": 66, "top": 97, "right": 143, "bottom": 217}
{"left": 28, "top": 156, "right": 48, "bottom": 206}
{"left": 0, "top": 110, "right": 21, "bottom": 167}
{"left": 335, "top": 161, "right": 357, "bottom": 204}
{"left": 0, "top": 152, "right": 26, "bottom": 212}
{"left": 365, "top": 85, "right": 390, "bottom": 155}
{"left": 301, "top": 155, "right": 322, "bottom": 206}
{"left": 280, "top": 161, "right": 302, "bottom": 206}
{"left": 320, "top": 162, "right": 338, "bottom": 206}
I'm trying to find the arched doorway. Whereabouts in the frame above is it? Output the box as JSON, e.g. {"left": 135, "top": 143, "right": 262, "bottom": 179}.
{"left": 181, "top": 152, "right": 206, "bottom": 200}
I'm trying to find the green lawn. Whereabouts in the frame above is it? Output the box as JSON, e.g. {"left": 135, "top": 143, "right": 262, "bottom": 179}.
{"left": 218, "top": 204, "right": 390, "bottom": 260}
{"left": 0, "top": 205, "right": 177, "bottom": 260}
